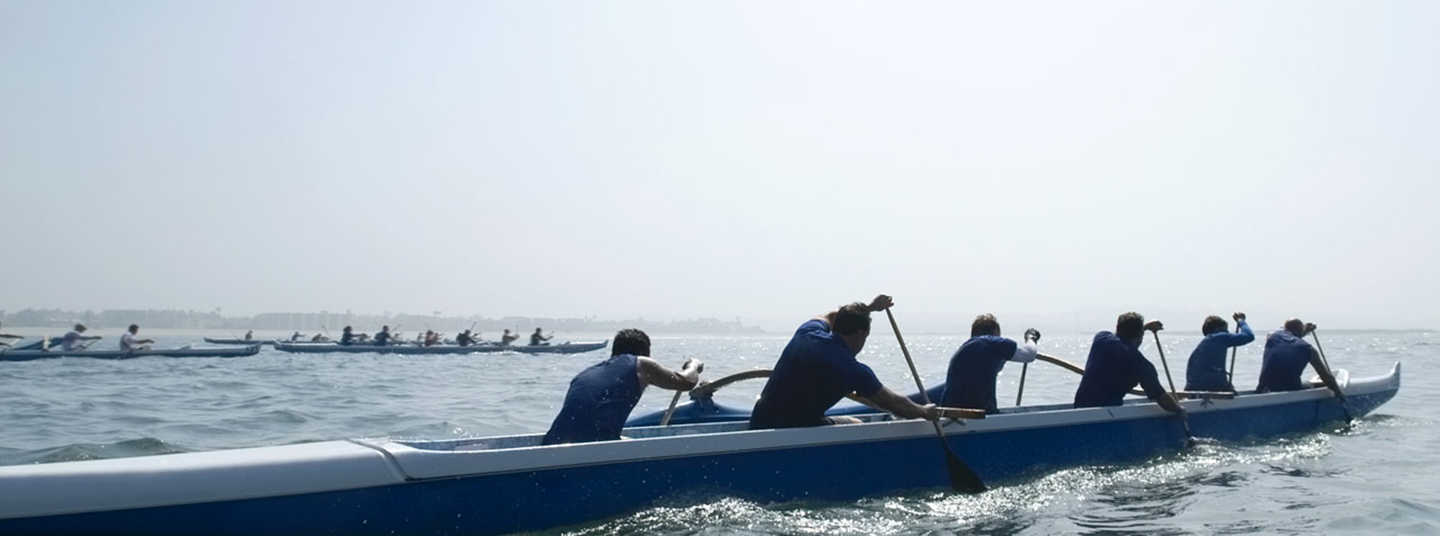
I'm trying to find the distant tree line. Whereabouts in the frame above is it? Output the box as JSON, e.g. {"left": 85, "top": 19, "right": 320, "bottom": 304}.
{"left": 0, "top": 309, "right": 765, "bottom": 335}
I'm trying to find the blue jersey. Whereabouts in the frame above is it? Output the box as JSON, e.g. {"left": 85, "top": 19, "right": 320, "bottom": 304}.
{"left": 339, "top": 332, "right": 356, "bottom": 346}
{"left": 1073, "top": 331, "right": 1169, "bottom": 408}
{"left": 542, "top": 353, "right": 644, "bottom": 445}
{"left": 750, "top": 320, "right": 884, "bottom": 429}
{"left": 1184, "top": 320, "right": 1255, "bottom": 392}
{"left": 373, "top": 331, "right": 391, "bottom": 346}
{"left": 1257, "top": 331, "right": 1313, "bottom": 392}
{"left": 941, "top": 335, "right": 1019, "bottom": 414}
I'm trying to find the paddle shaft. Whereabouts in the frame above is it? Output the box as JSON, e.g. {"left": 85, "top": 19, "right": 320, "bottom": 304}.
{"left": 1150, "top": 331, "right": 1194, "bottom": 441}
{"left": 659, "top": 390, "right": 684, "bottom": 426}
{"left": 1310, "top": 331, "right": 1333, "bottom": 372}
{"left": 884, "top": 307, "right": 986, "bottom": 493}
{"left": 1015, "top": 363, "right": 1029, "bottom": 406}
{"left": 1152, "top": 331, "right": 1178, "bottom": 394}
{"left": 1310, "top": 330, "right": 1352, "bottom": 422}
{"left": 1227, "top": 323, "right": 1239, "bottom": 382}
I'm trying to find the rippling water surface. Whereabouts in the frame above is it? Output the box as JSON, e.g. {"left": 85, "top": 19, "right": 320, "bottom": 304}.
{"left": 1, "top": 331, "right": 1434, "bottom": 535}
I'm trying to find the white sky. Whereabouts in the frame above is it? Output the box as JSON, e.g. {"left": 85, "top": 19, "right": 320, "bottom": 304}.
{"left": 2, "top": 1, "right": 1437, "bottom": 331}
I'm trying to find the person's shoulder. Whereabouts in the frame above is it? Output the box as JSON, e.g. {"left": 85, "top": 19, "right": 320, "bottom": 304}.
{"left": 798, "top": 318, "right": 829, "bottom": 331}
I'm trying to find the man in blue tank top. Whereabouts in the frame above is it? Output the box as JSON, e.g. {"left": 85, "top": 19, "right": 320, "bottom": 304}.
{"left": 1256, "top": 319, "right": 1345, "bottom": 400}
{"left": 941, "top": 314, "right": 1040, "bottom": 414}
{"left": 750, "top": 295, "right": 943, "bottom": 429}
{"left": 542, "top": 329, "right": 703, "bottom": 445}
{"left": 1073, "top": 312, "right": 1187, "bottom": 419}
{"left": 1184, "top": 312, "right": 1255, "bottom": 392}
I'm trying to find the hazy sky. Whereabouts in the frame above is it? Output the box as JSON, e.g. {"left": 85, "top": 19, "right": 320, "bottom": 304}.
{"left": 3, "top": 1, "right": 1437, "bottom": 331}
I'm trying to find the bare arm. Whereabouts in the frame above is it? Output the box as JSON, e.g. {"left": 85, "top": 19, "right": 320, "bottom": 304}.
{"left": 855, "top": 385, "right": 938, "bottom": 421}
{"left": 637, "top": 356, "right": 703, "bottom": 391}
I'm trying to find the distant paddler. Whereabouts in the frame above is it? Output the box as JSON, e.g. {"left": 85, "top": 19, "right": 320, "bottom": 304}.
{"left": 373, "top": 326, "right": 393, "bottom": 347}
{"left": 499, "top": 329, "right": 520, "bottom": 346}
{"left": 1184, "top": 312, "right": 1254, "bottom": 392}
{"left": 290, "top": 331, "right": 305, "bottom": 342}
{"left": 455, "top": 330, "right": 478, "bottom": 347}
{"left": 542, "top": 329, "right": 703, "bottom": 445}
{"left": 310, "top": 333, "right": 329, "bottom": 342}
{"left": 423, "top": 330, "right": 441, "bottom": 347}
{"left": 339, "top": 326, "right": 359, "bottom": 346}
{"left": 529, "top": 328, "right": 553, "bottom": 346}
{"left": 120, "top": 324, "right": 155, "bottom": 353}
{"left": 750, "top": 294, "right": 948, "bottom": 429}
{"left": 1256, "top": 318, "right": 1345, "bottom": 399}
{"left": 61, "top": 324, "right": 102, "bottom": 351}
{"left": 1073, "top": 312, "right": 1186, "bottom": 418}
{"left": 941, "top": 314, "right": 1041, "bottom": 414}
{"left": 243, "top": 330, "right": 254, "bottom": 341}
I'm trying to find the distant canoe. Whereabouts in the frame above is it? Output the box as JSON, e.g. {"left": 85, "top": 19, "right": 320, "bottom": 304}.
{"left": 271, "top": 340, "right": 609, "bottom": 355}
{"left": 202, "top": 337, "right": 278, "bottom": 346}
{"left": 0, "top": 345, "right": 261, "bottom": 362}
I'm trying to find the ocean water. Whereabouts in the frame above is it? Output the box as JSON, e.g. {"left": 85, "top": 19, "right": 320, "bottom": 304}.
{"left": 0, "top": 330, "right": 1434, "bottom": 535}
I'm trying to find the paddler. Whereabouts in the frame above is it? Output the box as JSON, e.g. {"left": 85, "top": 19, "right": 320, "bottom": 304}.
{"left": 1072, "top": 312, "right": 1186, "bottom": 418}
{"left": 61, "top": 324, "right": 102, "bottom": 350}
{"left": 1184, "top": 312, "right": 1254, "bottom": 392}
{"left": 1256, "top": 318, "right": 1345, "bottom": 400}
{"left": 339, "top": 326, "right": 358, "bottom": 346}
{"left": 373, "top": 325, "right": 392, "bottom": 347}
{"left": 542, "top": 329, "right": 702, "bottom": 445}
{"left": 455, "top": 330, "right": 477, "bottom": 346}
{"left": 120, "top": 324, "right": 154, "bottom": 353}
{"left": 529, "top": 327, "right": 553, "bottom": 346}
{"left": 500, "top": 329, "right": 520, "bottom": 346}
{"left": 749, "top": 294, "right": 945, "bottom": 429}
{"left": 940, "top": 314, "right": 1041, "bottom": 414}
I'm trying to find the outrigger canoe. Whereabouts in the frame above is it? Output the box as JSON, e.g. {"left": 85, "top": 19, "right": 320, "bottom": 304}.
{"left": 271, "top": 340, "right": 609, "bottom": 355}
{"left": 0, "top": 362, "right": 1398, "bottom": 536}
{"left": 0, "top": 345, "right": 261, "bottom": 362}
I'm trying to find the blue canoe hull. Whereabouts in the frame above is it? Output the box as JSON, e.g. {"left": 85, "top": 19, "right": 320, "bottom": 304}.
{"left": 271, "top": 340, "right": 608, "bottom": 355}
{"left": 0, "top": 345, "right": 260, "bottom": 362}
{"left": 0, "top": 364, "right": 1400, "bottom": 536}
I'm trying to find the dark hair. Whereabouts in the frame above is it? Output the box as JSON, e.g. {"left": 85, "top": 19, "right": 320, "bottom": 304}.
{"left": 832, "top": 302, "right": 873, "bottom": 336}
{"left": 971, "top": 314, "right": 1000, "bottom": 337}
{"left": 612, "top": 328, "right": 651, "bottom": 357}
{"left": 1201, "top": 315, "right": 1228, "bottom": 336}
{"left": 128, "top": 324, "right": 139, "bottom": 331}
{"left": 1284, "top": 318, "right": 1305, "bottom": 334}
{"left": 1115, "top": 312, "right": 1145, "bottom": 340}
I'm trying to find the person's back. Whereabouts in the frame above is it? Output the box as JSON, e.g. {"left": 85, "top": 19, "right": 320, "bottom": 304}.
{"left": 542, "top": 353, "right": 644, "bottom": 445}
{"left": 750, "top": 319, "right": 882, "bottom": 429}
{"left": 941, "top": 336, "right": 1018, "bottom": 414}
{"left": 457, "top": 331, "right": 473, "bottom": 347}
{"left": 1184, "top": 314, "right": 1254, "bottom": 392}
{"left": 374, "top": 330, "right": 391, "bottom": 346}
{"left": 1074, "top": 331, "right": 1168, "bottom": 408}
{"left": 542, "top": 328, "right": 701, "bottom": 445}
{"left": 1257, "top": 330, "right": 1312, "bottom": 392}
{"left": 340, "top": 328, "right": 356, "bottom": 346}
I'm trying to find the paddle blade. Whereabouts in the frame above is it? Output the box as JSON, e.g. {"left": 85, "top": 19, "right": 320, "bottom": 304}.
{"left": 942, "top": 446, "right": 987, "bottom": 493}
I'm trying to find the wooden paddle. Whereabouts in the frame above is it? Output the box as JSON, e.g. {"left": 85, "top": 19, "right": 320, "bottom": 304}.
{"left": 1309, "top": 330, "right": 1353, "bottom": 422}
{"left": 1015, "top": 362, "right": 1029, "bottom": 406}
{"left": 885, "top": 308, "right": 986, "bottom": 493}
{"left": 1227, "top": 320, "right": 1240, "bottom": 385}
{"left": 1150, "top": 331, "right": 1194, "bottom": 443}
